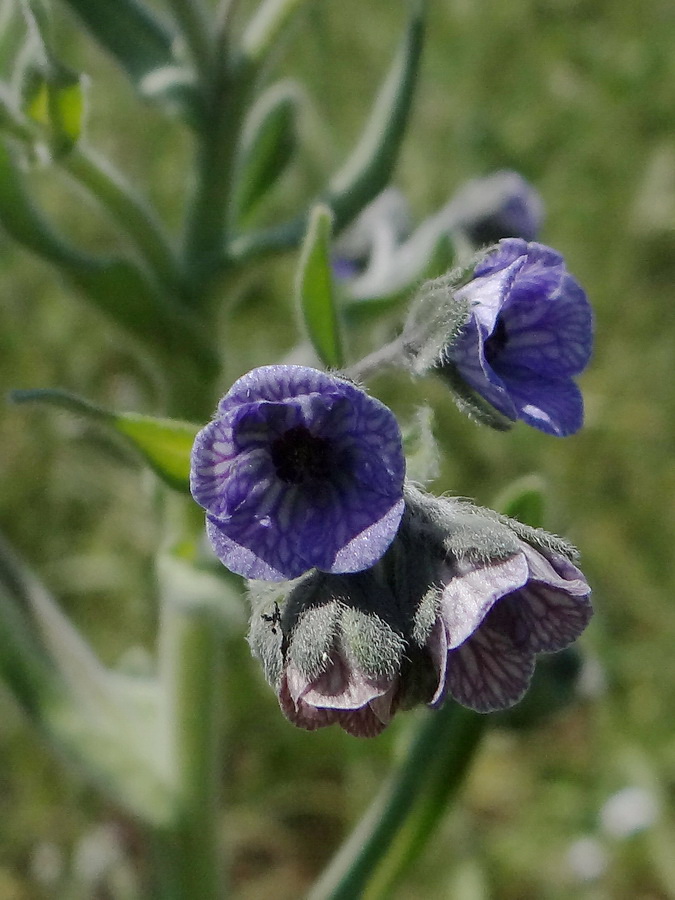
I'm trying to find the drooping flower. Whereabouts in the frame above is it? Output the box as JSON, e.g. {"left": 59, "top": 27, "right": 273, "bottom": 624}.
{"left": 249, "top": 570, "right": 407, "bottom": 737}
{"left": 403, "top": 488, "right": 593, "bottom": 713}
{"left": 247, "top": 486, "right": 592, "bottom": 734}
{"left": 438, "top": 238, "right": 593, "bottom": 436}
{"left": 190, "top": 365, "right": 405, "bottom": 581}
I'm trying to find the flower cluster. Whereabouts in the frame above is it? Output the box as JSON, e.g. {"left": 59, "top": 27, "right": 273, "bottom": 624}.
{"left": 191, "top": 230, "right": 595, "bottom": 735}
{"left": 248, "top": 487, "right": 592, "bottom": 736}
{"left": 438, "top": 238, "right": 593, "bottom": 436}
{"left": 190, "top": 365, "right": 405, "bottom": 581}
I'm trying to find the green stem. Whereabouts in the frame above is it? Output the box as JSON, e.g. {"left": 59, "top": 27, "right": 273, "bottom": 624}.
{"left": 309, "top": 704, "right": 485, "bottom": 900}
{"left": 62, "top": 145, "right": 181, "bottom": 287}
{"left": 165, "top": 0, "right": 214, "bottom": 85}
{"left": 182, "top": 53, "right": 254, "bottom": 297}
{"left": 157, "top": 597, "right": 225, "bottom": 899}
{"left": 345, "top": 334, "right": 406, "bottom": 381}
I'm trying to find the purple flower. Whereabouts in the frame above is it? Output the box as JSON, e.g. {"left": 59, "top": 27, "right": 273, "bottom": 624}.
{"left": 441, "top": 239, "right": 593, "bottom": 436}
{"left": 425, "top": 533, "right": 592, "bottom": 713}
{"left": 190, "top": 365, "right": 405, "bottom": 581}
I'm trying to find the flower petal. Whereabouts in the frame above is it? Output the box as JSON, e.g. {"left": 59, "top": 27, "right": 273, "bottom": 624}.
{"left": 330, "top": 498, "right": 405, "bottom": 573}
{"left": 206, "top": 517, "right": 292, "bottom": 580}
{"left": 451, "top": 322, "right": 518, "bottom": 420}
{"left": 438, "top": 553, "right": 529, "bottom": 649}
{"left": 509, "top": 582, "right": 593, "bottom": 653}
{"left": 278, "top": 675, "right": 340, "bottom": 731}
{"left": 446, "top": 617, "right": 535, "bottom": 712}
{"left": 500, "top": 374, "right": 584, "bottom": 436}
{"left": 497, "top": 273, "right": 593, "bottom": 377}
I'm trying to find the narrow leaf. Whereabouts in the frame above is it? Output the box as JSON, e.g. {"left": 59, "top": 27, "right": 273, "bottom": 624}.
{"left": 234, "top": 81, "right": 298, "bottom": 223}
{"left": 10, "top": 388, "right": 198, "bottom": 492}
{"left": 114, "top": 415, "right": 199, "bottom": 492}
{"left": 225, "top": 1, "right": 426, "bottom": 264}
{"left": 296, "top": 204, "right": 344, "bottom": 369}
{"left": 0, "top": 534, "right": 174, "bottom": 825}
{"left": 327, "top": 0, "right": 426, "bottom": 231}
{"left": 57, "top": 0, "right": 176, "bottom": 85}
{"left": 241, "top": 0, "right": 313, "bottom": 65}
{"left": 0, "top": 141, "right": 217, "bottom": 373}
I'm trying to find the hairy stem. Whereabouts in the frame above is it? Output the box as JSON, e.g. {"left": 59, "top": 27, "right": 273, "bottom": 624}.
{"left": 157, "top": 597, "right": 225, "bottom": 899}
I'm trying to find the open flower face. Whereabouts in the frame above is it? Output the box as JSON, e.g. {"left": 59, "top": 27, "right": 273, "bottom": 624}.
{"left": 190, "top": 366, "right": 405, "bottom": 581}
{"left": 444, "top": 239, "right": 593, "bottom": 436}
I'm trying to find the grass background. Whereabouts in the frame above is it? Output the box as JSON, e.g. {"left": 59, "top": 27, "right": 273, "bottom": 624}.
{"left": 1, "top": 0, "right": 675, "bottom": 897}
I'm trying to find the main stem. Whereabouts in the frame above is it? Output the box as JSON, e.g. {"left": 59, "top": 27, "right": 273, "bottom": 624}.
{"left": 309, "top": 703, "right": 485, "bottom": 900}
{"left": 157, "top": 598, "right": 225, "bottom": 899}
{"left": 182, "top": 53, "right": 254, "bottom": 300}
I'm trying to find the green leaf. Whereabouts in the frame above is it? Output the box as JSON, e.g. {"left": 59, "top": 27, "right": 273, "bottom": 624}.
{"left": 0, "top": 534, "right": 174, "bottom": 825}
{"left": 495, "top": 475, "right": 547, "bottom": 529}
{"left": 241, "top": 0, "right": 314, "bottom": 66}
{"left": 0, "top": 141, "right": 217, "bottom": 375}
{"left": 10, "top": 389, "right": 198, "bottom": 492}
{"left": 114, "top": 415, "right": 198, "bottom": 492}
{"left": 296, "top": 204, "right": 344, "bottom": 369}
{"left": 327, "top": 0, "right": 426, "bottom": 231}
{"left": 225, "top": 1, "right": 426, "bottom": 264}
{"left": 57, "top": 0, "right": 176, "bottom": 86}
{"left": 234, "top": 81, "right": 298, "bottom": 223}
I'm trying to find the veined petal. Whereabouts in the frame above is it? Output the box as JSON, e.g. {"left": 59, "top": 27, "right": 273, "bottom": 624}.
{"left": 438, "top": 553, "right": 529, "bottom": 649}
{"left": 446, "top": 620, "right": 535, "bottom": 713}
{"left": 497, "top": 274, "right": 593, "bottom": 377}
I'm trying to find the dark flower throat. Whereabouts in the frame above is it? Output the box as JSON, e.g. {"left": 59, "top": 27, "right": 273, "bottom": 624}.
{"left": 484, "top": 317, "right": 509, "bottom": 365}
{"left": 271, "top": 426, "right": 332, "bottom": 484}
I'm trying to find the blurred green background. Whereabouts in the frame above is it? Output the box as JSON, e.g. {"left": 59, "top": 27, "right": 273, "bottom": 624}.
{"left": 1, "top": 0, "right": 675, "bottom": 897}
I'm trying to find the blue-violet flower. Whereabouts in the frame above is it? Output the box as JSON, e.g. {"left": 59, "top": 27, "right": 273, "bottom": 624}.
{"left": 440, "top": 238, "right": 593, "bottom": 436}
{"left": 190, "top": 365, "right": 406, "bottom": 581}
